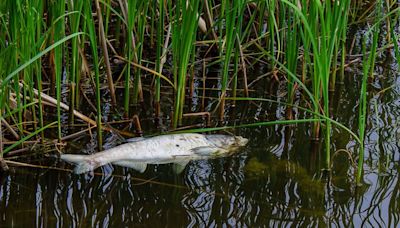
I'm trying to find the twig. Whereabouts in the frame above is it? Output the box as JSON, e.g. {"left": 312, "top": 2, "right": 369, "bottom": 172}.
{"left": 183, "top": 112, "right": 211, "bottom": 127}
{"left": 95, "top": 0, "right": 116, "bottom": 105}
{"left": 61, "top": 125, "right": 97, "bottom": 141}
{"left": 4, "top": 147, "right": 31, "bottom": 157}
{"left": 202, "top": 59, "right": 206, "bottom": 111}
{"left": 132, "top": 115, "right": 143, "bottom": 136}
{"left": 114, "top": 55, "right": 175, "bottom": 89}
{"left": 237, "top": 34, "right": 249, "bottom": 97}
{"left": 1, "top": 118, "right": 20, "bottom": 140}
{"left": 19, "top": 82, "right": 135, "bottom": 137}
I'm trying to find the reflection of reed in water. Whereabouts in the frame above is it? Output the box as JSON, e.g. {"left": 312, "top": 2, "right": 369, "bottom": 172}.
{"left": 182, "top": 158, "right": 249, "bottom": 227}
{"left": 0, "top": 151, "right": 399, "bottom": 226}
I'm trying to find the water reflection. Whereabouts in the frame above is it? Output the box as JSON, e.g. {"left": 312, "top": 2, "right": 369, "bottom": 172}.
{"left": 0, "top": 139, "right": 399, "bottom": 227}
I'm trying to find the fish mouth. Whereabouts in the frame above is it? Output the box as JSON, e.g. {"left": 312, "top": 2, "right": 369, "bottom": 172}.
{"left": 205, "top": 134, "right": 248, "bottom": 151}
{"left": 234, "top": 136, "right": 249, "bottom": 146}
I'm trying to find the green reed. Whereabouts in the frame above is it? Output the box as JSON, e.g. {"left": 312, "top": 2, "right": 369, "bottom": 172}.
{"left": 22, "top": 1, "right": 36, "bottom": 132}
{"left": 4, "top": 0, "right": 47, "bottom": 138}
{"left": 1, "top": 33, "right": 83, "bottom": 151}
{"left": 96, "top": 0, "right": 116, "bottom": 106}
{"left": 84, "top": 1, "right": 103, "bottom": 149}
{"left": 282, "top": 0, "right": 350, "bottom": 169}
{"left": 154, "top": 0, "right": 165, "bottom": 117}
{"left": 123, "top": 0, "right": 137, "bottom": 114}
{"left": 34, "top": 1, "right": 45, "bottom": 140}
{"left": 219, "top": 0, "right": 245, "bottom": 120}
{"left": 285, "top": 4, "right": 300, "bottom": 119}
{"left": 331, "top": 4, "right": 350, "bottom": 91}
{"left": 0, "top": 0, "right": 84, "bottom": 154}
{"left": 390, "top": 11, "right": 400, "bottom": 68}
{"left": 103, "top": 0, "right": 112, "bottom": 36}
{"left": 133, "top": 2, "right": 149, "bottom": 104}
{"left": 8, "top": 0, "right": 23, "bottom": 136}
{"left": 265, "top": 0, "right": 280, "bottom": 67}
{"left": 118, "top": 0, "right": 147, "bottom": 113}
{"left": 357, "top": 0, "right": 383, "bottom": 185}
{"left": 170, "top": 0, "right": 200, "bottom": 128}
{"left": 67, "top": 1, "right": 83, "bottom": 124}
{"left": 50, "top": 0, "right": 66, "bottom": 141}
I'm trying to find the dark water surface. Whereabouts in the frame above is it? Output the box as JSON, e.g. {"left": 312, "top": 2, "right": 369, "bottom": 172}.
{"left": 2, "top": 45, "right": 400, "bottom": 228}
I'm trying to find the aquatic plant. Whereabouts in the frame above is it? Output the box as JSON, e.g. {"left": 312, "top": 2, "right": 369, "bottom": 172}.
{"left": 170, "top": 0, "right": 200, "bottom": 128}
{"left": 0, "top": 0, "right": 399, "bottom": 188}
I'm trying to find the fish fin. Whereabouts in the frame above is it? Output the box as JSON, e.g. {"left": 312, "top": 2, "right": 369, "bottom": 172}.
{"left": 172, "top": 161, "right": 189, "bottom": 174}
{"left": 125, "top": 137, "right": 146, "bottom": 143}
{"left": 60, "top": 154, "right": 99, "bottom": 174}
{"left": 112, "top": 161, "right": 147, "bottom": 173}
{"left": 191, "top": 146, "right": 216, "bottom": 156}
{"left": 74, "top": 161, "right": 98, "bottom": 174}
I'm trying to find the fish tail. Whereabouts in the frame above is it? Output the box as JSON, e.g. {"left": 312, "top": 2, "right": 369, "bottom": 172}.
{"left": 60, "top": 154, "right": 99, "bottom": 174}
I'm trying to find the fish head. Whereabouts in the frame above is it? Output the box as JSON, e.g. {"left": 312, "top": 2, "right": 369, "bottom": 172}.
{"left": 205, "top": 135, "right": 249, "bottom": 152}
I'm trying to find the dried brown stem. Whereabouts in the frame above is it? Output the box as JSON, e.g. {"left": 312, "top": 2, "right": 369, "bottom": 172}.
{"left": 95, "top": 0, "right": 116, "bottom": 105}
{"left": 183, "top": 112, "right": 211, "bottom": 127}
{"left": 19, "top": 83, "right": 135, "bottom": 137}
{"left": 203, "top": 0, "right": 218, "bottom": 41}
{"left": 237, "top": 34, "right": 249, "bottom": 97}
{"left": 132, "top": 115, "right": 143, "bottom": 136}
{"left": 1, "top": 118, "right": 20, "bottom": 140}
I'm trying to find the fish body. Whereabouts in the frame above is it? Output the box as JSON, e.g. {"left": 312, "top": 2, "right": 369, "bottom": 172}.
{"left": 61, "top": 133, "right": 248, "bottom": 174}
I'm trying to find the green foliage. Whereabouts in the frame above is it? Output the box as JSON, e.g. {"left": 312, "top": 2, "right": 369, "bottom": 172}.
{"left": 0, "top": 0, "right": 399, "bottom": 185}
{"left": 357, "top": 0, "right": 382, "bottom": 185}
{"left": 84, "top": 0, "right": 103, "bottom": 149}
{"left": 219, "top": 0, "right": 245, "bottom": 119}
{"left": 281, "top": 0, "right": 351, "bottom": 169}
{"left": 170, "top": 0, "right": 200, "bottom": 128}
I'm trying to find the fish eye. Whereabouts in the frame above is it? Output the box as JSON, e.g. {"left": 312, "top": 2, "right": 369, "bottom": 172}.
{"left": 176, "top": 144, "right": 180, "bottom": 147}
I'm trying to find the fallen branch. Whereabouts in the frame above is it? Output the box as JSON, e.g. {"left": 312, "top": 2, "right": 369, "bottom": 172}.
{"left": 19, "top": 82, "right": 135, "bottom": 137}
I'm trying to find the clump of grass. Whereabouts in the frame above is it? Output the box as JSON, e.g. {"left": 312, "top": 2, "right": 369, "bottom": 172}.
{"left": 219, "top": 0, "right": 245, "bottom": 120}
{"left": 390, "top": 9, "right": 400, "bottom": 68}
{"left": 50, "top": 0, "right": 66, "bottom": 141}
{"left": 357, "top": 0, "right": 383, "bottom": 185}
{"left": 84, "top": 0, "right": 103, "bottom": 149}
{"left": 284, "top": 3, "right": 300, "bottom": 120}
{"left": 0, "top": 0, "right": 399, "bottom": 186}
{"left": 170, "top": 0, "right": 200, "bottom": 128}
{"left": 282, "top": 0, "right": 351, "bottom": 169}
{"left": 67, "top": 1, "right": 84, "bottom": 124}
{"left": 154, "top": 0, "right": 166, "bottom": 117}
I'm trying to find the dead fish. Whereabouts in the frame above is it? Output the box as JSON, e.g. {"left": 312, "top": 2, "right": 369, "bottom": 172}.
{"left": 60, "top": 133, "right": 248, "bottom": 174}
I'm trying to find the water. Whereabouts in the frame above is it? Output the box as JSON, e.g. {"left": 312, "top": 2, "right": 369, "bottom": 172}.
{"left": 2, "top": 36, "right": 400, "bottom": 228}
